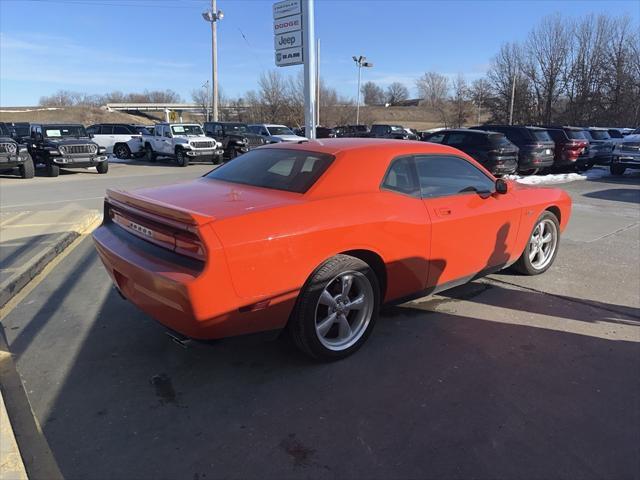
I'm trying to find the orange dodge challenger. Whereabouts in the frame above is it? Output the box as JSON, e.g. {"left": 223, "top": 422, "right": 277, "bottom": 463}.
{"left": 93, "top": 139, "right": 571, "bottom": 360}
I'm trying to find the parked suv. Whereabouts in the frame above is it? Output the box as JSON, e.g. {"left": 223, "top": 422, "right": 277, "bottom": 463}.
{"left": 142, "top": 123, "right": 223, "bottom": 166}
{"left": 424, "top": 129, "right": 519, "bottom": 175}
{"left": 28, "top": 123, "right": 108, "bottom": 177}
{"left": 582, "top": 128, "right": 616, "bottom": 165}
{"left": 610, "top": 133, "right": 640, "bottom": 175}
{"left": 471, "top": 125, "right": 555, "bottom": 174}
{"left": 332, "top": 125, "right": 370, "bottom": 138}
{"left": 369, "top": 124, "right": 417, "bottom": 140}
{"left": 0, "top": 122, "right": 35, "bottom": 178}
{"left": 203, "top": 122, "right": 266, "bottom": 161}
{"left": 87, "top": 123, "right": 150, "bottom": 159}
{"left": 541, "top": 126, "right": 591, "bottom": 171}
{"left": 248, "top": 124, "right": 307, "bottom": 143}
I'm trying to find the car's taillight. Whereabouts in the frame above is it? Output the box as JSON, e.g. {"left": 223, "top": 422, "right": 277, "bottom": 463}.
{"left": 107, "top": 202, "right": 205, "bottom": 261}
{"left": 174, "top": 232, "right": 205, "bottom": 260}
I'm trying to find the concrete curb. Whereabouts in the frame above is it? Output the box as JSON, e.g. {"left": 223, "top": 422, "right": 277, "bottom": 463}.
{"left": 0, "top": 385, "right": 27, "bottom": 480}
{"left": 0, "top": 211, "right": 101, "bottom": 308}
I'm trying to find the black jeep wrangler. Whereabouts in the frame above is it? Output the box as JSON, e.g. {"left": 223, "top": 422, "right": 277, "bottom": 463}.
{"left": 203, "top": 122, "right": 266, "bottom": 160}
{"left": 28, "top": 123, "right": 108, "bottom": 177}
{"left": 0, "top": 122, "right": 35, "bottom": 179}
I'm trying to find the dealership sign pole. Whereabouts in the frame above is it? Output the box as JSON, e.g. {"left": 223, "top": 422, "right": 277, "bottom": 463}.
{"left": 273, "top": 0, "right": 316, "bottom": 139}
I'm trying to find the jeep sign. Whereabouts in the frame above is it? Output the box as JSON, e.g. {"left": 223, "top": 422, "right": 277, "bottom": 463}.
{"left": 273, "top": 0, "right": 300, "bottom": 19}
{"left": 275, "top": 46, "right": 303, "bottom": 66}
{"left": 274, "top": 30, "right": 302, "bottom": 51}
{"left": 273, "top": 14, "right": 302, "bottom": 35}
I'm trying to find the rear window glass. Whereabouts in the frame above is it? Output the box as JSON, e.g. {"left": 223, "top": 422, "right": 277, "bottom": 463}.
{"left": 566, "top": 130, "right": 586, "bottom": 140}
{"left": 489, "top": 134, "right": 512, "bottom": 147}
{"left": 608, "top": 130, "right": 623, "bottom": 138}
{"left": 531, "top": 130, "right": 552, "bottom": 142}
{"left": 205, "top": 148, "right": 334, "bottom": 194}
{"left": 589, "top": 130, "right": 610, "bottom": 140}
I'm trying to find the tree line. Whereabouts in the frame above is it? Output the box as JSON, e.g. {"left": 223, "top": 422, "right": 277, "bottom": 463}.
{"left": 39, "top": 12, "right": 638, "bottom": 128}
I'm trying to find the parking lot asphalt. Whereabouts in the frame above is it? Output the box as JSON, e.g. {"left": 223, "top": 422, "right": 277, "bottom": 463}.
{"left": 0, "top": 164, "right": 639, "bottom": 479}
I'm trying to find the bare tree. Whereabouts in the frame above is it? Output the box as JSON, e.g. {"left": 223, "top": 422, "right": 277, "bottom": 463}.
{"left": 385, "top": 82, "right": 409, "bottom": 105}
{"left": 361, "top": 81, "right": 385, "bottom": 106}
{"left": 416, "top": 72, "right": 450, "bottom": 126}
{"left": 451, "top": 74, "right": 471, "bottom": 127}
{"left": 469, "top": 78, "right": 492, "bottom": 124}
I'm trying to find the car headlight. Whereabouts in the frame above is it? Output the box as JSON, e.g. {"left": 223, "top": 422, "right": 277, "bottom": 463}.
{"left": 98, "top": 146, "right": 106, "bottom": 153}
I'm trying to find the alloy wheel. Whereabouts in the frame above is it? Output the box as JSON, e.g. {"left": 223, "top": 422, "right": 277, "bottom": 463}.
{"left": 314, "top": 271, "right": 374, "bottom": 351}
{"left": 528, "top": 218, "right": 558, "bottom": 270}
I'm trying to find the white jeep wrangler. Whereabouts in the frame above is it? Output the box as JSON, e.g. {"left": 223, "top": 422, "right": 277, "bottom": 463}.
{"left": 143, "top": 123, "right": 224, "bottom": 166}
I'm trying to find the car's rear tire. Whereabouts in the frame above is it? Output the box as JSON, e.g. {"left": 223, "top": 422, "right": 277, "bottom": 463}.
{"left": 96, "top": 161, "right": 109, "bottom": 174}
{"left": 145, "top": 144, "right": 156, "bottom": 162}
{"left": 176, "top": 149, "right": 189, "bottom": 167}
{"left": 46, "top": 161, "right": 59, "bottom": 177}
{"left": 288, "top": 255, "right": 379, "bottom": 361}
{"left": 512, "top": 211, "right": 560, "bottom": 275}
{"left": 19, "top": 154, "right": 35, "bottom": 179}
{"left": 610, "top": 164, "right": 626, "bottom": 176}
{"left": 113, "top": 143, "right": 131, "bottom": 159}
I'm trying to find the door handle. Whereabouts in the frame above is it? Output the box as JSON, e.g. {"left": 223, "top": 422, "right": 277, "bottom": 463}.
{"left": 435, "top": 208, "right": 452, "bottom": 217}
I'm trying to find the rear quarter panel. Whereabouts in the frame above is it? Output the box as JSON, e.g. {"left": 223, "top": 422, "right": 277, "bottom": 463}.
{"left": 211, "top": 191, "right": 431, "bottom": 303}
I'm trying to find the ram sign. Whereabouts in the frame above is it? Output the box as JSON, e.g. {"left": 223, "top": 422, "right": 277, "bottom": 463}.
{"left": 275, "top": 46, "right": 303, "bottom": 67}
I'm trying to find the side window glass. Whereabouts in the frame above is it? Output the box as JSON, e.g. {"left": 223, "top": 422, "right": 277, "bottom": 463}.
{"left": 381, "top": 157, "right": 419, "bottom": 196}
{"left": 427, "top": 133, "right": 445, "bottom": 143}
{"left": 214, "top": 125, "right": 223, "bottom": 135}
{"left": 415, "top": 155, "right": 494, "bottom": 198}
{"left": 114, "top": 126, "right": 128, "bottom": 134}
{"left": 101, "top": 125, "right": 114, "bottom": 134}
{"left": 155, "top": 126, "right": 163, "bottom": 137}
{"left": 86, "top": 126, "right": 97, "bottom": 135}
{"left": 446, "top": 133, "right": 467, "bottom": 145}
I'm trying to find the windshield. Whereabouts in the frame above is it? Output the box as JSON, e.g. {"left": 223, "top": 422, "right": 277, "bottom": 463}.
{"left": 531, "top": 130, "right": 552, "bottom": 142}
{"left": 225, "top": 123, "right": 249, "bottom": 134}
{"left": 267, "top": 126, "right": 294, "bottom": 136}
{"left": 205, "top": 148, "right": 334, "bottom": 194}
{"left": 133, "top": 126, "right": 151, "bottom": 135}
{"left": 13, "top": 124, "right": 30, "bottom": 136}
{"left": 44, "top": 125, "right": 88, "bottom": 138}
{"left": 171, "top": 125, "right": 203, "bottom": 136}
{"left": 0, "top": 124, "right": 9, "bottom": 136}
{"left": 589, "top": 130, "right": 610, "bottom": 140}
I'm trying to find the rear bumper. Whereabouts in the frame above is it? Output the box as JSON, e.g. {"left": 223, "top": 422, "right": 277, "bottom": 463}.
{"left": 518, "top": 153, "right": 554, "bottom": 170}
{"left": 92, "top": 221, "right": 292, "bottom": 340}
{"left": 612, "top": 153, "right": 640, "bottom": 169}
{"left": 484, "top": 157, "right": 518, "bottom": 175}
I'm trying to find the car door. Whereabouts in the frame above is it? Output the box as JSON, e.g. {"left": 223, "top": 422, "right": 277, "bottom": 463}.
{"left": 161, "top": 126, "right": 174, "bottom": 154}
{"left": 99, "top": 125, "right": 115, "bottom": 151}
{"left": 112, "top": 125, "right": 130, "bottom": 152}
{"left": 415, "top": 154, "right": 522, "bottom": 288}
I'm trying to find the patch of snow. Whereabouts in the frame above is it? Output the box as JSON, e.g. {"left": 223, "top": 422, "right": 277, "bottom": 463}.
{"left": 0, "top": 107, "right": 61, "bottom": 113}
{"left": 505, "top": 167, "right": 611, "bottom": 185}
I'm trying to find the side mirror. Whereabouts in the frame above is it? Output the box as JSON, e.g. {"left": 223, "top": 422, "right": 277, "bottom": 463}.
{"left": 495, "top": 178, "right": 508, "bottom": 194}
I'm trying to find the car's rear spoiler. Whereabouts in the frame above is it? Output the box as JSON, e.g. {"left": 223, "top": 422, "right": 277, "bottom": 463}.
{"left": 105, "top": 188, "right": 215, "bottom": 231}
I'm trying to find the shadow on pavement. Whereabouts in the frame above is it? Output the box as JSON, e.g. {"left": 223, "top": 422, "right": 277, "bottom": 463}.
{"left": 1, "top": 237, "right": 637, "bottom": 480}
{"left": 582, "top": 188, "right": 640, "bottom": 204}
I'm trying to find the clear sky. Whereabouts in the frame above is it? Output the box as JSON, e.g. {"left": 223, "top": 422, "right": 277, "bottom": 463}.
{"left": 1, "top": 0, "right": 638, "bottom": 106}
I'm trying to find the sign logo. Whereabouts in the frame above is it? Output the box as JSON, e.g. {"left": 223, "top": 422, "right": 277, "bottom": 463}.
{"left": 274, "top": 30, "right": 302, "bottom": 51}
{"left": 273, "top": 14, "right": 301, "bottom": 34}
{"left": 273, "top": 0, "right": 300, "bottom": 19}
{"left": 275, "top": 46, "right": 303, "bottom": 66}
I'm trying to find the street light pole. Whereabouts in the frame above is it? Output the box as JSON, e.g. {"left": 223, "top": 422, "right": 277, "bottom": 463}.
{"left": 509, "top": 72, "right": 516, "bottom": 125}
{"left": 202, "top": 2, "right": 223, "bottom": 121}
{"left": 353, "top": 55, "right": 372, "bottom": 125}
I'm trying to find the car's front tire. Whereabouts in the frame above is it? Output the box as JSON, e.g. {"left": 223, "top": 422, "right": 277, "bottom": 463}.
{"left": 19, "top": 154, "right": 35, "bottom": 179}
{"left": 96, "top": 161, "right": 109, "bottom": 174}
{"left": 145, "top": 144, "right": 156, "bottom": 162}
{"left": 289, "top": 255, "right": 379, "bottom": 361}
{"left": 113, "top": 143, "right": 131, "bottom": 159}
{"left": 46, "top": 161, "right": 60, "bottom": 177}
{"left": 512, "top": 211, "right": 560, "bottom": 275}
{"left": 175, "top": 149, "right": 189, "bottom": 167}
{"left": 610, "top": 164, "right": 626, "bottom": 176}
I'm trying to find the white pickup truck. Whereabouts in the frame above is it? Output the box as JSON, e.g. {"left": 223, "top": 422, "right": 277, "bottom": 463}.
{"left": 142, "top": 123, "right": 224, "bottom": 166}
